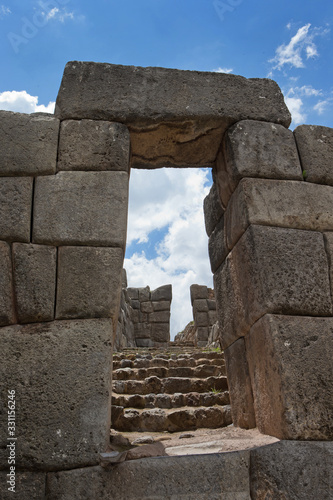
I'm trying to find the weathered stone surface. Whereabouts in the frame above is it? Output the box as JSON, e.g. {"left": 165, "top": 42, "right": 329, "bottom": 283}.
{"left": 195, "top": 312, "right": 208, "bottom": 327}
{"left": 216, "top": 119, "right": 302, "bottom": 206}
{"left": 0, "top": 319, "right": 113, "bottom": 470}
{"left": 127, "top": 288, "right": 139, "bottom": 300}
{"left": 150, "top": 284, "right": 172, "bottom": 301}
{"left": 148, "top": 310, "right": 170, "bottom": 323}
{"left": 193, "top": 299, "right": 209, "bottom": 312}
{"left": 0, "top": 111, "right": 59, "bottom": 176}
{"left": 151, "top": 323, "right": 170, "bottom": 342}
{"left": 214, "top": 225, "right": 332, "bottom": 349}
{"left": 225, "top": 178, "right": 333, "bottom": 251}
{"left": 135, "top": 338, "right": 154, "bottom": 347}
{"left": 197, "top": 327, "right": 209, "bottom": 341}
{"left": 209, "top": 216, "right": 228, "bottom": 273}
{"left": 46, "top": 451, "right": 250, "bottom": 499}
{"left": 140, "top": 301, "right": 153, "bottom": 313}
{"left": 324, "top": 232, "right": 333, "bottom": 299}
{"left": 190, "top": 284, "right": 208, "bottom": 304}
{"left": 203, "top": 182, "right": 224, "bottom": 236}
{"left": 33, "top": 171, "right": 128, "bottom": 247}
{"left": 56, "top": 246, "right": 123, "bottom": 321}
{"left": 208, "top": 310, "right": 217, "bottom": 326}
{"left": 294, "top": 124, "right": 333, "bottom": 185}
{"left": 0, "top": 471, "right": 46, "bottom": 500}
{"left": 224, "top": 337, "right": 256, "bottom": 429}
{"left": 13, "top": 243, "right": 57, "bottom": 323}
{"left": 250, "top": 441, "right": 333, "bottom": 500}
{"left": 246, "top": 315, "right": 333, "bottom": 440}
{"left": 133, "top": 323, "right": 152, "bottom": 339}
{"left": 0, "top": 242, "right": 15, "bottom": 326}
{"left": 138, "top": 286, "right": 150, "bottom": 302}
{"left": 152, "top": 300, "right": 170, "bottom": 311}
{"left": 58, "top": 119, "right": 130, "bottom": 172}
{"left": 55, "top": 62, "right": 290, "bottom": 169}
{"left": 0, "top": 177, "right": 33, "bottom": 242}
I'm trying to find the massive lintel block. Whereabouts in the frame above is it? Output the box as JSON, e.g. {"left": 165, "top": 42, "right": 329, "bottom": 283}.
{"left": 55, "top": 62, "right": 291, "bottom": 168}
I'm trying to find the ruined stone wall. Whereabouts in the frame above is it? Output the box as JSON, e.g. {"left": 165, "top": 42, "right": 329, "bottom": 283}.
{"left": 114, "top": 269, "right": 136, "bottom": 351}
{"left": 190, "top": 284, "right": 217, "bottom": 346}
{"left": 127, "top": 284, "right": 172, "bottom": 347}
{"left": 205, "top": 120, "right": 333, "bottom": 439}
{"left": 0, "top": 110, "right": 130, "bottom": 473}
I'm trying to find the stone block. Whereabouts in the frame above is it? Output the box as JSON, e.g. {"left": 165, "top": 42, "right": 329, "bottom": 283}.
{"left": 127, "top": 288, "right": 139, "bottom": 300}
{"left": 140, "top": 301, "right": 153, "bottom": 313}
{"left": 152, "top": 300, "right": 170, "bottom": 311}
{"left": 195, "top": 311, "right": 208, "bottom": 327}
{"left": 203, "top": 182, "right": 224, "bottom": 236}
{"left": 46, "top": 451, "right": 250, "bottom": 499}
{"left": 133, "top": 323, "right": 152, "bottom": 339}
{"left": 225, "top": 178, "right": 333, "bottom": 251}
{"left": 138, "top": 286, "right": 150, "bottom": 302}
{"left": 197, "top": 327, "right": 209, "bottom": 342}
{"left": 250, "top": 441, "right": 333, "bottom": 500}
{"left": 324, "top": 232, "right": 333, "bottom": 298}
{"left": 131, "top": 300, "right": 140, "bottom": 310}
{"left": 0, "top": 319, "right": 113, "bottom": 470}
{"left": 214, "top": 225, "right": 332, "bottom": 349}
{"left": 151, "top": 323, "right": 169, "bottom": 342}
{"left": 0, "top": 471, "right": 46, "bottom": 499}
{"left": 0, "top": 177, "right": 33, "bottom": 242}
{"left": 13, "top": 243, "right": 57, "bottom": 323}
{"left": 193, "top": 299, "right": 209, "bottom": 312}
{"left": 150, "top": 284, "right": 172, "bottom": 301}
{"left": 246, "top": 314, "right": 333, "bottom": 440}
{"left": 0, "top": 111, "right": 59, "bottom": 176}
{"left": 209, "top": 216, "right": 228, "bottom": 273}
{"left": 190, "top": 284, "right": 208, "bottom": 304}
{"left": 55, "top": 62, "right": 290, "bottom": 169}
{"left": 148, "top": 311, "right": 170, "bottom": 323}
{"left": 130, "top": 309, "right": 140, "bottom": 323}
{"left": 208, "top": 310, "right": 217, "bottom": 326}
{"left": 216, "top": 120, "right": 302, "bottom": 206}
{"left": 33, "top": 171, "right": 128, "bottom": 247}
{"left": 0, "top": 242, "right": 15, "bottom": 326}
{"left": 224, "top": 337, "right": 256, "bottom": 429}
{"left": 135, "top": 338, "right": 154, "bottom": 348}
{"left": 294, "top": 124, "right": 333, "bottom": 185}
{"left": 58, "top": 119, "right": 130, "bottom": 172}
{"left": 207, "top": 299, "right": 216, "bottom": 310}
{"left": 56, "top": 246, "right": 123, "bottom": 320}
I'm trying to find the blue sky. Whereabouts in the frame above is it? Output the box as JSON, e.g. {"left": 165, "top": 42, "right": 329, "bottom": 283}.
{"left": 1, "top": 0, "right": 332, "bottom": 337}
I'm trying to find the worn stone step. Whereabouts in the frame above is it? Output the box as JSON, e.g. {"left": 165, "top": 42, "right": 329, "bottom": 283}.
{"left": 113, "top": 363, "right": 226, "bottom": 381}
{"left": 112, "top": 376, "right": 228, "bottom": 395}
{"left": 113, "top": 356, "right": 225, "bottom": 370}
{"left": 112, "top": 405, "right": 232, "bottom": 432}
{"left": 112, "top": 390, "right": 230, "bottom": 409}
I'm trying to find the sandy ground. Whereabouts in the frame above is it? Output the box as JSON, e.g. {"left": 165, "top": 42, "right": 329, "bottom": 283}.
{"left": 118, "top": 425, "right": 279, "bottom": 456}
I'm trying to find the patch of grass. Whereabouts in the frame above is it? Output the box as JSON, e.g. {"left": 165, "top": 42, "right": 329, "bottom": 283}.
{"left": 210, "top": 385, "right": 222, "bottom": 394}
{"left": 302, "top": 170, "right": 307, "bottom": 180}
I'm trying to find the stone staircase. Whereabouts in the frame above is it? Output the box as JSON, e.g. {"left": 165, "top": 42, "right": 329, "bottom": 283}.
{"left": 111, "top": 347, "right": 232, "bottom": 433}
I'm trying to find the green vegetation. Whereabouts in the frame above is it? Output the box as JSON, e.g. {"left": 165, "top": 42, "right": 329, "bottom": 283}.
{"left": 210, "top": 385, "right": 222, "bottom": 394}
{"left": 302, "top": 170, "right": 307, "bottom": 180}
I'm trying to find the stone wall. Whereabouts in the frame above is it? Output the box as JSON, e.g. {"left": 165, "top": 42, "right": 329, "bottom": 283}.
{"left": 205, "top": 120, "right": 333, "bottom": 439}
{"left": 0, "top": 110, "right": 130, "bottom": 471}
{"left": 114, "top": 270, "right": 136, "bottom": 351}
{"left": 190, "top": 284, "right": 217, "bottom": 346}
{"left": 127, "top": 284, "right": 172, "bottom": 347}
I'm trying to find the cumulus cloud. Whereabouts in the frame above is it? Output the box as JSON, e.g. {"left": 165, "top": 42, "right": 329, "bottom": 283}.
{"left": 284, "top": 96, "right": 306, "bottom": 125}
{"left": 0, "top": 90, "right": 55, "bottom": 114}
{"left": 269, "top": 23, "right": 329, "bottom": 72}
{"left": 0, "top": 4, "right": 11, "bottom": 18}
{"left": 313, "top": 99, "right": 332, "bottom": 115}
{"left": 125, "top": 168, "right": 213, "bottom": 339}
{"left": 213, "top": 67, "right": 233, "bottom": 74}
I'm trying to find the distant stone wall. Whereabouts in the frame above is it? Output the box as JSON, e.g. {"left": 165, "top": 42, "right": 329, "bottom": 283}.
{"left": 190, "top": 285, "right": 217, "bottom": 346}
{"left": 114, "top": 270, "right": 136, "bottom": 351}
{"left": 127, "top": 284, "right": 172, "bottom": 347}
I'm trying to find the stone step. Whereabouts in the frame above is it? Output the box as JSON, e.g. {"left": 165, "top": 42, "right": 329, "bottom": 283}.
{"left": 112, "top": 390, "right": 230, "bottom": 409}
{"left": 112, "top": 376, "right": 228, "bottom": 395}
{"left": 113, "top": 356, "right": 225, "bottom": 370}
{"left": 112, "top": 405, "right": 232, "bottom": 432}
{"left": 113, "top": 363, "right": 226, "bottom": 381}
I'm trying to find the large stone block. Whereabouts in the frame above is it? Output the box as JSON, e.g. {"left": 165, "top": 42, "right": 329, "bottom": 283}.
{"left": 216, "top": 120, "right": 302, "bottom": 206}
{"left": 246, "top": 315, "right": 333, "bottom": 440}
{"left": 294, "top": 124, "right": 333, "bottom": 185}
{"left": 0, "top": 177, "right": 33, "bottom": 242}
{"left": 224, "top": 338, "right": 256, "bottom": 429}
{"left": 55, "top": 62, "right": 290, "bottom": 169}
{"left": 214, "top": 225, "right": 332, "bottom": 349}
{"left": 250, "top": 441, "right": 333, "bottom": 500}
{"left": 0, "top": 111, "right": 59, "bottom": 176}
{"left": 46, "top": 451, "right": 250, "bottom": 499}
{"left": 13, "top": 243, "right": 57, "bottom": 323}
{"left": 0, "top": 319, "right": 113, "bottom": 470}
{"left": 56, "top": 246, "right": 123, "bottom": 320}
{"left": 193, "top": 299, "right": 209, "bottom": 312}
{"left": 148, "top": 311, "right": 170, "bottom": 323}
{"left": 58, "top": 119, "right": 130, "bottom": 172}
{"left": 196, "top": 326, "right": 209, "bottom": 342}
{"left": 225, "top": 178, "right": 333, "bottom": 251}
{"left": 151, "top": 323, "right": 170, "bottom": 342}
{"left": 195, "top": 311, "right": 208, "bottom": 327}
{"left": 209, "top": 216, "right": 228, "bottom": 273}
{"left": 150, "top": 285, "right": 172, "bottom": 301}
{"left": 33, "top": 171, "right": 128, "bottom": 247}
{"left": 0, "top": 471, "right": 46, "bottom": 500}
{"left": 152, "top": 300, "right": 170, "bottom": 311}
{"left": 133, "top": 323, "right": 152, "bottom": 339}
{"left": 203, "top": 182, "right": 224, "bottom": 236}
{"left": 190, "top": 284, "right": 208, "bottom": 304}
{"left": 0, "top": 242, "right": 15, "bottom": 326}
{"left": 324, "top": 232, "right": 333, "bottom": 298}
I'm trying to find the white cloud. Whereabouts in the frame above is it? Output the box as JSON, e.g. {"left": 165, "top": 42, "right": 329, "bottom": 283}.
{"left": 213, "top": 67, "right": 233, "bottom": 74}
{"left": 38, "top": 1, "right": 74, "bottom": 23}
{"left": 125, "top": 168, "right": 213, "bottom": 339}
{"left": 269, "top": 23, "right": 329, "bottom": 72}
{"left": 288, "top": 85, "right": 322, "bottom": 97}
{"left": 313, "top": 99, "right": 332, "bottom": 115}
{"left": 284, "top": 96, "right": 306, "bottom": 125}
{"left": 0, "top": 90, "right": 55, "bottom": 114}
{"left": 0, "top": 5, "right": 11, "bottom": 18}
